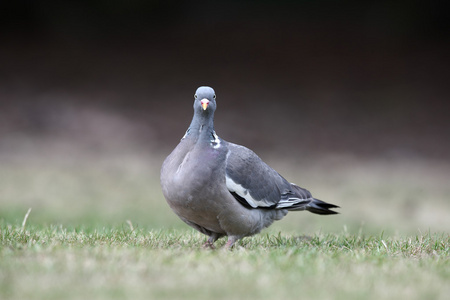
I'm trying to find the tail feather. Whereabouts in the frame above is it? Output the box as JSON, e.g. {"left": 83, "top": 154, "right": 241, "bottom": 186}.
{"left": 283, "top": 184, "right": 339, "bottom": 215}
{"left": 306, "top": 198, "right": 340, "bottom": 215}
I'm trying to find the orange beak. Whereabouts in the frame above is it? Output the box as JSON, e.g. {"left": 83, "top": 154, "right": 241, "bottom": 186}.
{"left": 201, "top": 99, "right": 209, "bottom": 110}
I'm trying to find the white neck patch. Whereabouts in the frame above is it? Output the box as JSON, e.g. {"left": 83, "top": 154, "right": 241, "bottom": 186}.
{"left": 211, "top": 131, "right": 221, "bottom": 149}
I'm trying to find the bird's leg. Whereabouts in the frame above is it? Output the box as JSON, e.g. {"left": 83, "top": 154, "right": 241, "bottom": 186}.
{"left": 202, "top": 239, "right": 216, "bottom": 249}
{"left": 202, "top": 233, "right": 222, "bottom": 249}
{"left": 224, "top": 236, "right": 238, "bottom": 250}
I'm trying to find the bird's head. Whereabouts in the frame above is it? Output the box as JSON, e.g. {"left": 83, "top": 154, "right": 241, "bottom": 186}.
{"left": 193, "top": 86, "right": 216, "bottom": 113}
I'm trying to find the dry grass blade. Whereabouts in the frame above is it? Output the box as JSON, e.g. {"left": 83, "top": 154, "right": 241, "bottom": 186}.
{"left": 21, "top": 208, "right": 32, "bottom": 231}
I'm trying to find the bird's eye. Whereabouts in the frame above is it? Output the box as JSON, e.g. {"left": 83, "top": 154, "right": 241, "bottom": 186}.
{"left": 194, "top": 94, "right": 198, "bottom": 99}
{"left": 213, "top": 94, "right": 216, "bottom": 99}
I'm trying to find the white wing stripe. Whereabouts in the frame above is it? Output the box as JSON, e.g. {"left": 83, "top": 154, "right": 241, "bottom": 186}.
{"left": 226, "top": 174, "right": 312, "bottom": 209}
{"left": 225, "top": 176, "right": 259, "bottom": 208}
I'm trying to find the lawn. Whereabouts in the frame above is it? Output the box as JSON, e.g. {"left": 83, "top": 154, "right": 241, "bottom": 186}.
{"left": 1, "top": 225, "right": 449, "bottom": 300}
{"left": 1, "top": 148, "right": 449, "bottom": 300}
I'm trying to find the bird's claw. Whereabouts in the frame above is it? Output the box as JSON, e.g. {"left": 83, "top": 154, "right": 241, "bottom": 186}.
{"left": 202, "top": 241, "right": 216, "bottom": 250}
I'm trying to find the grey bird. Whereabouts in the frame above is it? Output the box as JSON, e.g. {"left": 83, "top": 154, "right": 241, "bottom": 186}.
{"left": 160, "top": 86, "right": 339, "bottom": 249}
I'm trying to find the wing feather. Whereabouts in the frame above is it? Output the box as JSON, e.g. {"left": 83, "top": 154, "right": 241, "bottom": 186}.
{"left": 225, "top": 143, "right": 313, "bottom": 210}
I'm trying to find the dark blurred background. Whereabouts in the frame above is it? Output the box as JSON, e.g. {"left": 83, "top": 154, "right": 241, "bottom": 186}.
{"left": 1, "top": 0, "right": 449, "bottom": 159}
{"left": 1, "top": 1, "right": 450, "bottom": 234}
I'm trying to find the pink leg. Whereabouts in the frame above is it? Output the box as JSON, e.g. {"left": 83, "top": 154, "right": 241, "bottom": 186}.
{"left": 202, "top": 240, "right": 216, "bottom": 249}
{"left": 202, "top": 233, "right": 223, "bottom": 249}
{"left": 225, "top": 236, "right": 239, "bottom": 250}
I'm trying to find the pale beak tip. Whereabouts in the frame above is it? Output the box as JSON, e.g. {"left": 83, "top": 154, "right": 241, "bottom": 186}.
{"left": 201, "top": 99, "right": 210, "bottom": 110}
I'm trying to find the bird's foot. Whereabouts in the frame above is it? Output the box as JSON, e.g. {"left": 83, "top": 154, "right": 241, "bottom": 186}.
{"left": 202, "top": 240, "right": 216, "bottom": 250}
{"left": 224, "top": 237, "right": 238, "bottom": 250}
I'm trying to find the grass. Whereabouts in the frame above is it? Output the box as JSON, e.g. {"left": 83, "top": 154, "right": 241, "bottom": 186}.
{"left": 1, "top": 148, "right": 450, "bottom": 299}
{"left": 1, "top": 223, "right": 449, "bottom": 300}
